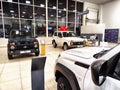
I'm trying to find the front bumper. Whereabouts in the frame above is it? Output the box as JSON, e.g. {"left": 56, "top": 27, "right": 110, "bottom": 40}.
{"left": 69, "top": 41, "right": 85, "bottom": 48}
{"left": 8, "top": 48, "right": 39, "bottom": 55}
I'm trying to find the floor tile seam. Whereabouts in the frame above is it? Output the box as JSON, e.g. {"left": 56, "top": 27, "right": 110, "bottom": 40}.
{"left": 19, "top": 62, "right": 24, "bottom": 90}
{"left": 0, "top": 63, "right": 6, "bottom": 77}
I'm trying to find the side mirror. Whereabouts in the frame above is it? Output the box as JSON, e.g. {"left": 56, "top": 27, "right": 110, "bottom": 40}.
{"left": 91, "top": 60, "right": 107, "bottom": 86}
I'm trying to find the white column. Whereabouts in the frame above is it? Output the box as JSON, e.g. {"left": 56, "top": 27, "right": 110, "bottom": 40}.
{"left": 46, "top": 0, "right": 48, "bottom": 37}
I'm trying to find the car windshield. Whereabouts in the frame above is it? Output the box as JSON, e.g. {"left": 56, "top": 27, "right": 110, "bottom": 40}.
{"left": 10, "top": 30, "right": 32, "bottom": 39}
{"left": 63, "top": 32, "right": 76, "bottom": 37}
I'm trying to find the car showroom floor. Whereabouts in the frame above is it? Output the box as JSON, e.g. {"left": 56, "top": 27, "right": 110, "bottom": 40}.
{"left": 0, "top": 41, "right": 117, "bottom": 90}
{"left": 0, "top": 44, "right": 63, "bottom": 90}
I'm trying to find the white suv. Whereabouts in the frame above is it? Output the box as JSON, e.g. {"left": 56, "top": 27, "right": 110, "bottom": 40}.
{"left": 52, "top": 31, "right": 87, "bottom": 50}
{"left": 55, "top": 43, "right": 120, "bottom": 90}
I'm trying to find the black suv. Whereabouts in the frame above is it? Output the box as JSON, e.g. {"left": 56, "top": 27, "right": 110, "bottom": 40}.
{"left": 7, "top": 30, "right": 39, "bottom": 59}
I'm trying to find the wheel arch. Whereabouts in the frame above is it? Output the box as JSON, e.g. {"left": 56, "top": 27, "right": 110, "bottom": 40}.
{"left": 55, "top": 63, "right": 81, "bottom": 90}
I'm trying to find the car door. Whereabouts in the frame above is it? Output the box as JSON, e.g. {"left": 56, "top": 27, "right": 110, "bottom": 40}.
{"left": 84, "top": 52, "right": 120, "bottom": 90}
{"left": 57, "top": 32, "right": 63, "bottom": 46}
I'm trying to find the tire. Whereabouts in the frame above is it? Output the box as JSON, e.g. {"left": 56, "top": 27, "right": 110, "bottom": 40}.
{"left": 35, "top": 52, "right": 39, "bottom": 56}
{"left": 63, "top": 44, "right": 68, "bottom": 51}
{"left": 52, "top": 41, "right": 57, "bottom": 48}
{"left": 57, "top": 77, "right": 72, "bottom": 90}
{"left": 8, "top": 53, "right": 13, "bottom": 59}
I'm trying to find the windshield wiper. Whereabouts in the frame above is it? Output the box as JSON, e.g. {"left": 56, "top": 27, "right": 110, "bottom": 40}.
{"left": 93, "top": 50, "right": 109, "bottom": 59}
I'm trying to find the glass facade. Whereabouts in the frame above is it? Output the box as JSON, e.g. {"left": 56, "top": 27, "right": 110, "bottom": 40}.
{"left": 0, "top": 0, "right": 83, "bottom": 38}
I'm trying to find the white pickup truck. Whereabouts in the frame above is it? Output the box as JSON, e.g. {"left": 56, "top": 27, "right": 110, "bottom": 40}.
{"left": 55, "top": 43, "right": 120, "bottom": 90}
{"left": 52, "top": 31, "right": 87, "bottom": 50}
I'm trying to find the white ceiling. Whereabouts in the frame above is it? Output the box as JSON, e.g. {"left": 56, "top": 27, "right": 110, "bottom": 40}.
{"left": 76, "top": 0, "right": 113, "bottom": 4}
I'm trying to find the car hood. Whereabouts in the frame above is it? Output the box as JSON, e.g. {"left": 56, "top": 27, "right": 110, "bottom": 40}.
{"left": 60, "top": 47, "right": 111, "bottom": 65}
{"left": 8, "top": 38, "right": 37, "bottom": 44}
{"left": 63, "top": 37, "right": 85, "bottom": 42}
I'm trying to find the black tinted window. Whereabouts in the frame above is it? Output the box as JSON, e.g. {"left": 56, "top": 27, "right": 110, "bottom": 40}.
{"left": 113, "top": 56, "right": 120, "bottom": 80}
{"left": 54, "top": 32, "right": 57, "bottom": 36}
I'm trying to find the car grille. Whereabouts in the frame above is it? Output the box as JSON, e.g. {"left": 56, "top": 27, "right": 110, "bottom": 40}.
{"left": 73, "top": 42, "right": 84, "bottom": 45}
{"left": 15, "top": 44, "right": 34, "bottom": 50}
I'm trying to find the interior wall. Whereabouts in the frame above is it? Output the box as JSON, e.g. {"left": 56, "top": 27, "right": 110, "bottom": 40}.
{"left": 83, "top": 2, "right": 99, "bottom": 25}
{"left": 102, "top": 0, "right": 120, "bottom": 38}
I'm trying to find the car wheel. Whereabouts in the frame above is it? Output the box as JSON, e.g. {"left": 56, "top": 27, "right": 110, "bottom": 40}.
{"left": 35, "top": 52, "right": 39, "bottom": 56}
{"left": 52, "top": 41, "right": 57, "bottom": 48}
{"left": 57, "top": 77, "right": 71, "bottom": 90}
{"left": 63, "top": 44, "right": 68, "bottom": 50}
{"left": 8, "top": 54, "right": 13, "bottom": 59}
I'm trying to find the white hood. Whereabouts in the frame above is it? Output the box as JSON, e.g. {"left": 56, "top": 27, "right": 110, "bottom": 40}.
{"left": 61, "top": 47, "right": 111, "bottom": 65}
{"left": 63, "top": 37, "right": 84, "bottom": 42}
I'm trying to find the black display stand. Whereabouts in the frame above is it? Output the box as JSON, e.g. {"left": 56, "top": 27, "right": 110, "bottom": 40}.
{"left": 31, "top": 57, "right": 46, "bottom": 90}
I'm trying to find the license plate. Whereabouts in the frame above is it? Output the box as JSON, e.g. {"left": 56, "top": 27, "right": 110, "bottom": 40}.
{"left": 77, "top": 45, "right": 83, "bottom": 47}
{"left": 20, "top": 50, "right": 31, "bottom": 54}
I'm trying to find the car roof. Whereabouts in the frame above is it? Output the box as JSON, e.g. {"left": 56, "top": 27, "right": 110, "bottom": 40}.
{"left": 55, "top": 31, "right": 73, "bottom": 32}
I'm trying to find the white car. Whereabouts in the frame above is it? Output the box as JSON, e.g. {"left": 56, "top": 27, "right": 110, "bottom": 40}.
{"left": 55, "top": 43, "right": 120, "bottom": 90}
{"left": 52, "top": 31, "right": 87, "bottom": 50}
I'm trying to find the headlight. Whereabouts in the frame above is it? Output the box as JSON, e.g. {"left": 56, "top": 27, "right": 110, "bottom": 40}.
{"left": 34, "top": 44, "right": 38, "bottom": 48}
{"left": 10, "top": 46, "right": 15, "bottom": 49}
{"left": 34, "top": 41, "right": 39, "bottom": 48}
{"left": 34, "top": 41, "right": 39, "bottom": 45}
{"left": 9, "top": 42, "right": 15, "bottom": 46}
{"left": 70, "top": 41, "right": 73, "bottom": 45}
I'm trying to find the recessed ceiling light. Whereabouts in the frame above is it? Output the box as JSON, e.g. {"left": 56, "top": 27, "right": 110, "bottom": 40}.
{"left": 42, "top": 14, "right": 45, "bottom": 16}
{"left": 58, "top": 10, "right": 62, "bottom": 13}
{"left": 8, "top": 0, "right": 13, "bottom": 2}
{"left": 10, "top": 10, "right": 14, "bottom": 13}
{"left": 50, "top": 15, "right": 54, "bottom": 17}
{"left": 22, "top": 15, "right": 24, "bottom": 17}
{"left": 30, "top": 16, "right": 32, "bottom": 18}
{"left": 53, "top": 6, "right": 56, "bottom": 9}
{"left": 63, "top": 8, "right": 66, "bottom": 11}
{"left": 22, "top": 12, "right": 26, "bottom": 14}
{"left": 26, "top": 0, "right": 30, "bottom": 4}
{"left": 40, "top": 4, "right": 45, "bottom": 7}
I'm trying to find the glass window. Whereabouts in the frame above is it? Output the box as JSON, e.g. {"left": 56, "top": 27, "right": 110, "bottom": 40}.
{"left": 4, "top": 18, "right": 19, "bottom": 38}
{"left": 21, "top": 19, "right": 33, "bottom": 32}
{"left": 3, "top": 0, "right": 18, "bottom": 2}
{"left": 68, "top": 12, "right": 75, "bottom": 23}
{"left": 0, "top": 1, "right": 2, "bottom": 17}
{"left": 68, "top": 23, "right": 74, "bottom": 31}
{"left": 19, "top": 0, "right": 33, "bottom": 5}
{"left": 3, "top": 2, "right": 19, "bottom": 18}
{"left": 77, "top": 2, "right": 83, "bottom": 12}
{"left": 34, "top": 0, "right": 45, "bottom": 7}
{"left": 0, "top": 23, "right": 4, "bottom": 38}
{"left": 48, "top": 9, "right": 56, "bottom": 21}
{"left": 58, "top": 9, "right": 66, "bottom": 27}
{"left": 58, "top": 0, "right": 66, "bottom": 10}
{"left": 48, "top": 21, "right": 56, "bottom": 36}
{"left": 20, "top": 5, "right": 33, "bottom": 19}
{"left": 35, "top": 20, "right": 46, "bottom": 36}
{"left": 68, "top": 0, "right": 75, "bottom": 11}
{"left": 48, "top": 0, "right": 56, "bottom": 9}
{"left": 35, "top": 7, "right": 46, "bottom": 20}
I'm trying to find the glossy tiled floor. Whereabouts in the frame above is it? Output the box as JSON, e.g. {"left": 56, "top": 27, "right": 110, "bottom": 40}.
{"left": 0, "top": 45, "right": 63, "bottom": 90}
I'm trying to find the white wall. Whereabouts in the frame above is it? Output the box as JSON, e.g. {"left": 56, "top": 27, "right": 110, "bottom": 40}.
{"left": 102, "top": 0, "right": 120, "bottom": 29}
{"left": 102, "top": 0, "right": 120, "bottom": 38}
{"left": 83, "top": 2, "right": 99, "bottom": 25}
